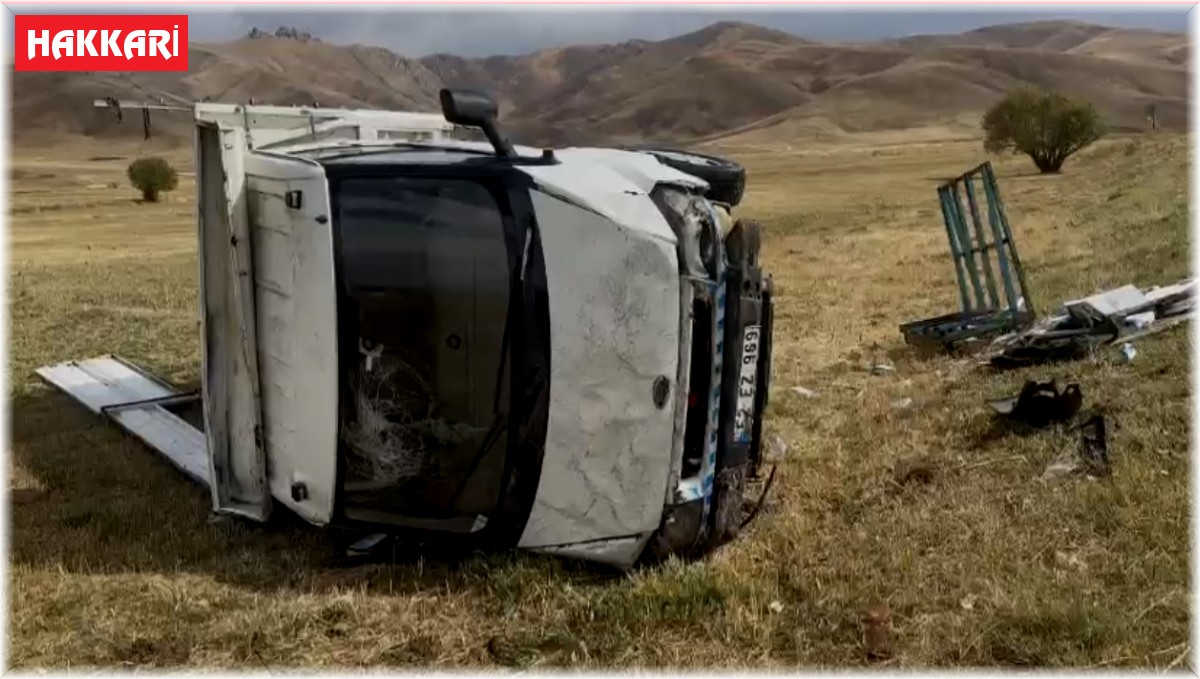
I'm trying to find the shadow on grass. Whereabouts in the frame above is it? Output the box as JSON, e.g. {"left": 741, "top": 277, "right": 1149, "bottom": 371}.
{"left": 971, "top": 415, "right": 1064, "bottom": 450}
{"left": 10, "top": 386, "right": 623, "bottom": 596}
{"left": 919, "top": 169, "right": 1064, "bottom": 183}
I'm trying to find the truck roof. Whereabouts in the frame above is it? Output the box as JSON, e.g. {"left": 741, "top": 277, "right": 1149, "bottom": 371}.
{"left": 292, "top": 139, "right": 541, "bottom": 165}
{"left": 292, "top": 139, "right": 709, "bottom": 244}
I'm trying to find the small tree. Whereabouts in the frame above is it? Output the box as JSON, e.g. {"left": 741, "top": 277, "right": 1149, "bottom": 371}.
{"left": 127, "top": 157, "right": 178, "bottom": 202}
{"left": 982, "top": 88, "right": 1105, "bottom": 174}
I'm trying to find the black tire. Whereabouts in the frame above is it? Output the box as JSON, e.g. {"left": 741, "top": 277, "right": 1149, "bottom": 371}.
{"left": 633, "top": 148, "right": 746, "bottom": 207}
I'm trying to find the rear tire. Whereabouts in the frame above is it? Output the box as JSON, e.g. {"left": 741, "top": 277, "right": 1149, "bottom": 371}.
{"left": 635, "top": 148, "right": 746, "bottom": 207}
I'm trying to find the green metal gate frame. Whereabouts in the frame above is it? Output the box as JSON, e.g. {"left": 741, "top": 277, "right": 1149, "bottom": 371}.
{"left": 939, "top": 161, "right": 1034, "bottom": 318}
{"left": 901, "top": 161, "right": 1035, "bottom": 349}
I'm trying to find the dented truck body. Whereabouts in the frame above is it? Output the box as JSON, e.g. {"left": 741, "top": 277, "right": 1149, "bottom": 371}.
{"left": 41, "top": 91, "right": 775, "bottom": 569}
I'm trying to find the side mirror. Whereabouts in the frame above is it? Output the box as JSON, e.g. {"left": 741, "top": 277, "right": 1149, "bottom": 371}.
{"left": 439, "top": 87, "right": 515, "bottom": 159}
{"left": 439, "top": 88, "right": 498, "bottom": 127}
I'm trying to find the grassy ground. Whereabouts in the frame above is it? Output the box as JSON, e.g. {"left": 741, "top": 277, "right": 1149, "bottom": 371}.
{"left": 7, "top": 131, "right": 1191, "bottom": 669}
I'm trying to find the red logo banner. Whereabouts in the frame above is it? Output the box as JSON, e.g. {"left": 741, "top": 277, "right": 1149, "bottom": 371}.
{"left": 14, "top": 15, "right": 189, "bottom": 72}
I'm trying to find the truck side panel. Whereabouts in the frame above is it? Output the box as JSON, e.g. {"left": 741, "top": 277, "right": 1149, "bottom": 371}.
{"left": 197, "top": 123, "right": 272, "bottom": 520}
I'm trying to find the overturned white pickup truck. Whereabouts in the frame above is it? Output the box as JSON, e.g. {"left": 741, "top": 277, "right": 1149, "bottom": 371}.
{"left": 38, "top": 89, "right": 776, "bottom": 569}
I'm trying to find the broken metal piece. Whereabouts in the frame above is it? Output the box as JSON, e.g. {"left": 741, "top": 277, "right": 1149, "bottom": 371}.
{"left": 988, "top": 336, "right": 1104, "bottom": 369}
{"left": 1041, "top": 413, "right": 1110, "bottom": 481}
{"left": 1064, "top": 285, "right": 1148, "bottom": 326}
{"left": 989, "top": 279, "right": 1195, "bottom": 368}
{"left": 1076, "top": 414, "right": 1110, "bottom": 477}
{"left": 347, "top": 532, "right": 391, "bottom": 556}
{"left": 987, "top": 380, "right": 1082, "bottom": 428}
{"left": 1145, "top": 280, "right": 1195, "bottom": 318}
{"left": 901, "top": 308, "right": 1028, "bottom": 354}
{"left": 1120, "top": 342, "right": 1138, "bottom": 362}
{"left": 35, "top": 356, "right": 208, "bottom": 485}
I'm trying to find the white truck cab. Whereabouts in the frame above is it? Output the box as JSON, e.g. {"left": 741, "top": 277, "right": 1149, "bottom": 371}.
{"left": 40, "top": 90, "right": 776, "bottom": 569}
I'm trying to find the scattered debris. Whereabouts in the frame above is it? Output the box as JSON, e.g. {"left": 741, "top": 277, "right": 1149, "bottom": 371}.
{"left": 987, "top": 380, "right": 1082, "bottom": 428}
{"left": 1146, "top": 280, "right": 1195, "bottom": 315}
{"left": 988, "top": 334, "right": 1103, "bottom": 369}
{"left": 900, "top": 161, "right": 1034, "bottom": 353}
{"left": 960, "top": 595, "right": 977, "bottom": 611}
{"left": 1077, "top": 415, "right": 1111, "bottom": 478}
{"left": 1041, "top": 414, "right": 1110, "bottom": 481}
{"left": 1126, "top": 312, "right": 1155, "bottom": 331}
{"left": 1064, "top": 284, "right": 1147, "bottom": 323}
{"left": 1119, "top": 342, "right": 1138, "bottom": 362}
{"left": 768, "top": 600, "right": 785, "bottom": 614}
{"left": 862, "top": 603, "right": 893, "bottom": 661}
{"left": 890, "top": 397, "right": 914, "bottom": 411}
{"left": 870, "top": 360, "right": 895, "bottom": 376}
{"left": 347, "top": 532, "right": 390, "bottom": 557}
{"left": 1041, "top": 451, "right": 1084, "bottom": 480}
{"left": 989, "top": 279, "right": 1194, "bottom": 368}
{"left": 790, "top": 385, "right": 818, "bottom": 398}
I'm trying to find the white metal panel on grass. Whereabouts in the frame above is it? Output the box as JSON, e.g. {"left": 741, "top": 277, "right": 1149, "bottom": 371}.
{"left": 35, "top": 357, "right": 209, "bottom": 485}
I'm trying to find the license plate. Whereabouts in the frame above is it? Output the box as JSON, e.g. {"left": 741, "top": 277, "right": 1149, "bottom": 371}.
{"left": 732, "top": 324, "right": 760, "bottom": 442}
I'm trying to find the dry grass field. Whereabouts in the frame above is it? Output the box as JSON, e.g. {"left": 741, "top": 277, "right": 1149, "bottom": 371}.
{"left": 8, "top": 129, "right": 1190, "bottom": 669}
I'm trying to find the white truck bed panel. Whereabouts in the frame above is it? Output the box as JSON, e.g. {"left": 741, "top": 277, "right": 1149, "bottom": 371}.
{"left": 35, "top": 356, "right": 209, "bottom": 486}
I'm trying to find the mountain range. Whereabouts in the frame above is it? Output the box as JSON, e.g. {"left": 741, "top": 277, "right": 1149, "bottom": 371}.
{"left": 10, "top": 19, "right": 1188, "bottom": 147}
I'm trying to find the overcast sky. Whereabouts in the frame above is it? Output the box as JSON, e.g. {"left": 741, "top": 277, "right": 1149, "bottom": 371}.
{"left": 4, "top": 5, "right": 1190, "bottom": 58}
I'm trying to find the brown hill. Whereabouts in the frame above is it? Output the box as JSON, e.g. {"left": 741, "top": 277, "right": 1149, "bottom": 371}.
{"left": 9, "top": 19, "right": 1188, "bottom": 148}
{"left": 895, "top": 19, "right": 1188, "bottom": 64}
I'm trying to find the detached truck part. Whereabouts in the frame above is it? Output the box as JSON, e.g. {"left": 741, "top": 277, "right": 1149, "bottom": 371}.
{"left": 38, "top": 89, "right": 776, "bottom": 569}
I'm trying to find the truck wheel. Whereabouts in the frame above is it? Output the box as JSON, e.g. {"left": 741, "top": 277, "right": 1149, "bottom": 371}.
{"left": 636, "top": 148, "right": 746, "bottom": 207}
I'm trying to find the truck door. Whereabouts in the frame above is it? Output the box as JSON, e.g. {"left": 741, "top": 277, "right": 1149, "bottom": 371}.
{"left": 241, "top": 152, "right": 341, "bottom": 525}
